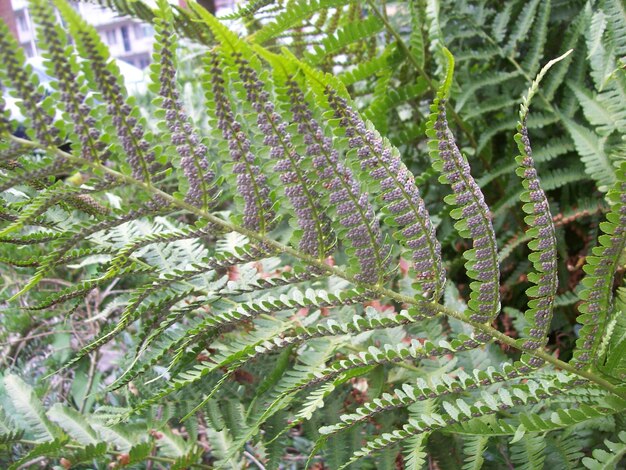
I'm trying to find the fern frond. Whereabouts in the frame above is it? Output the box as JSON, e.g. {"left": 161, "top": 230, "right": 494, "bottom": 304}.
{"left": 477, "top": 112, "right": 559, "bottom": 153}
{"left": 491, "top": 164, "right": 589, "bottom": 219}
{"left": 572, "top": 159, "right": 626, "bottom": 368}
{"left": 106, "top": 307, "right": 207, "bottom": 391}
{"left": 253, "top": 0, "right": 348, "bottom": 44}
{"left": 230, "top": 51, "right": 335, "bottom": 259}
{"left": 543, "top": 8, "right": 587, "bottom": 101}
{"left": 55, "top": 0, "right": 162, "bottom": 183}
{"left": 0, "top": 429, "right": 24, "bottom": 445}
{"left": 151, "top": 1, "right": 217, "bottom": 210}
{"left": 314, "top": 360, "right": 530, "bottom": 437}
{"left": 562, "top": 117, "right": 616, "bottom": 191}
{"left": 26, "top": 266, "right": 149, "bottom": 310}
{"left": 334, "top": 375, "right": 578, "bottom": 469}
{"left": 602, "top": 0, "right": 626, "bottom": 57}
{"left": 305, "top": 15, "right": 383, "bottom": 65}
{"left": 403, "top": 433, "right": 428, "bottom": 470}
{"left": 363, "top": 81, "right": 430, "bottom": 132}
{"left": 127, "top": 320, "right": 315, "bottom": 420}
{"left": 103, "top": 224, "right": 216, "bottom": 279}
{"left": 0, "top": 21, "right": 61, "bottom": 146}
{"left": 8, "top": 204, "right": 167, "bottom": 299}
{"left": 3, "top": 3, "right": 626, "bottom": 469}
{"left": 503, "top": 0, "right": 541, "bottom": 57}
{"left": 0, "top": 407, "right": 24, "bottom": 444}
{"left": 220, "top": 340, "right": 346, "bottom": 461}
{"left": 409, "top": 0, "right": 426, "bottom": 69}
{"left": 223, "top": 306, "right": 440, "bottom": 390}
{"left": 545, "top": 432, "right": 584, "bottom": 470}
{"left": 204, "top": 51, "right": 277, "bottom": 234}
{"left": 427, "top": 49, "right": 500, "bottom": 324}
{"left": 7, "top": 438, "right": 69, "bottom": 470}
{"left": 424, "top": 0, "right": 444, "bottom": 67}
{"left": 0, "top": 231, "right": 64, "bottom": 246}
{"left": 462, "top": 434, "right": 488, "bottom": 470}
{"left": 127, "top": 288, "right": 369, "bottom": 405}
{"left": 598, "top": 288, "right": 626, "bottom": 381}
{"left": 325, "top": 88, "right": 445, "bottom": 299}
{"left": 218, "top": 0, "right": 275, "bottom": 20}
{"left": 0, "top": 158, "right": 72, "bottom": 193}
{"left": 455, "top": 71, "right": 521, "bottom": 113}
{"left": 46, "top": 404, "right": 99, "bottom": 446}
{"left": 0, "top": 182, "right": 111, "bottom": 237}
{"left": 520, "top": 0, "right": 551, "bottom": 77}
{"left": 510, "top": 433, "right": 547, "bottom": 470}
{"left": 478, "top": 136, "right": 575, "bottom": 188}
{"left": 566, "top": 81, "right": 624, "bottom": 135}
{"left": 512, "top": 53, "right": 568, "bottom": 361}
{"left": 64, "top": 241, "right": 270, "bottom": 370}
{"left": 450, "top": 393, "right": 626, "bottom": 436}
{"left": 282, "top": 75, "right": 392, "bottom": 283}
{"left": 586, "top": 9, "right": 614, "bottom": 92}
{"left": 3, "top": 374, "right": 59, "bottom": 442}
{"left": 337, "top": 46, "right": 402, "bottom": 86}
{"left": 30, "top": 0, "right": 107, "bottom": 163}
{"left": 492, "top": 2, "right": 513, "bottom": 43}
{"left": 64, "top": 442, "right": 108, "bottom": 467}
{"left": 582, "top": 431, "right": 626, "bottom": 469}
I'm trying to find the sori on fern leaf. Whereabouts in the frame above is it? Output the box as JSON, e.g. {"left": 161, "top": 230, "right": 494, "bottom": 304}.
{"left": 0, "top": 0, "right": 625, "bottom": 469}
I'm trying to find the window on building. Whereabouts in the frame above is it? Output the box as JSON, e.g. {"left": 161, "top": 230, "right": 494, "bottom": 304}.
{"left": 134, "top": 24, "right": 154, "bottom": 39}
{"left": 105, "top": 29, "right": 117, "bottom": 45}
{"left": 16, "top": 13, "right": 28, "bottom": 33}
{"left": 121, "top": 26, "right": 131, "bottom": 52}
{"left": 138, "top": 57, "right": 151, "bottom": 69}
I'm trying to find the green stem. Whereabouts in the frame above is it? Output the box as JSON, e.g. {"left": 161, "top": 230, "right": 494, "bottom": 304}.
{"left": 6, "top": 134, "right": 626, "bottom": 400}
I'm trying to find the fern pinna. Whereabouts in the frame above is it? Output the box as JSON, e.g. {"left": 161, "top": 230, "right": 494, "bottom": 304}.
{"left": 1, "top": 0, "right": 625, "bottom": 468}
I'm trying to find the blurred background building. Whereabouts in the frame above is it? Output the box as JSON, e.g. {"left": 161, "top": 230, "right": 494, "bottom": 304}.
{"left": 0, "top": 0, "right": 236, "bottom": 69}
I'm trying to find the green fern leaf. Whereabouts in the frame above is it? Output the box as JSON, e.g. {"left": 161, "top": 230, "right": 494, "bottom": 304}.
{"left": 65, "top": 442, "right": 108, "bottom": 467}
{"left": 47, "top": 404, "right": 99, "bottom": 446}
{"left": 504, "top": 0, "right": 541, "bottom": 57}
{"left": 582, "top": 431, "right": 626, "bottom": 469}
{"left": 253, "top": 0, "right": 349, "bottom": 44}
{"left": 520, "top": 0, "right": 551, "bottom": 77}
{"left": 572, "top": 159, "right": 626, "bottom": 368}
{"left": 586, "top": 9, "right": 615, "bottom": 92}
{"left": 512, "top": 52, "right": 570, "bottom": 360}
{"left": 510, "top": 433, "right": 547, "bottom": 470}
{"left": 602, "top": 0, "right": 626, "bottom": 57}
{"left": 3, "top": 374, "right": 59, "bottom": 442}
{"left": 561, "top": 118, "right": 616, "bottom": 191}
{"left": 408, "top": 0, "right": 426, "bottom": 68}
{"left": 7, "top": 438, "right": 69, "bottom": 470}
{"left": 462, "top": 435, "right": 488, "bottom": 470}
{"left": 336, "top": 375, "right": 580, "bottom": 469}
{"left": 427, "top": 48, "right": 500, "bottom": 324}
{"left": 403, "top": 433, "right": 428, "bottom": 470}
{"left": 305, "top": 15, "right": 383, "bottom": 65}
{"left": 567, "top": 81, "right": 620, "bottom": 134}
{"left": 0, "top": 20, "right": 61, "bottom": 146}
{"left": 55, "top": 0, "right": 163, "bottom": 183}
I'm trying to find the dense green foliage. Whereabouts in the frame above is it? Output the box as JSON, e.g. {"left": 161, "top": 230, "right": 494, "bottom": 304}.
{"left": 0, "top": 0, "right": 625, "bottom": 468}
